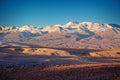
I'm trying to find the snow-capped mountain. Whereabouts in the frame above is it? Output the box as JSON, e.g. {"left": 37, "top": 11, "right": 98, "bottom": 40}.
{"left": 0, "top": 21, "right": 117, "bottom": 34}
{"left": 0, "top": 21, "right": 120, "bottom": 49}
{"left": 0, "top": 25, "right": 41, "bottom": 34}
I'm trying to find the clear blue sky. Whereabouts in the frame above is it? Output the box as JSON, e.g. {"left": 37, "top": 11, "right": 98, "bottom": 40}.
{"left": 0, "top": 0, "right": 120, "bottom": 27}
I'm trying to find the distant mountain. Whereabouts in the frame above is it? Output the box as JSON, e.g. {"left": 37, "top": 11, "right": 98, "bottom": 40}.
{"left": 0, "top": 21, "right": 120, "bottom": 49}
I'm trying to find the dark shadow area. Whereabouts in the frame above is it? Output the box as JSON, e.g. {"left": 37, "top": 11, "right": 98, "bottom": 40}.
{"left": 0, "top": 47, "right": 20, "bottom": 55}
{"left": 109, "top": 24, "right": 120, "bottom": 28}
{"left": 51, "top": 48, "right": 102, "bottom": 56}
{"left": 73, "top": 32, "right": 94, "bottom": 41}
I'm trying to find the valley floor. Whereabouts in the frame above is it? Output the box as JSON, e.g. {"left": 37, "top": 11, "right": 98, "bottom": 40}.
{"left": 0, "top": 47, "right": 120, "bottom": 66}
{"left": 0, "top": 55, "right": 120, "bottom": 66}
{"left": 0, "top": 48, "right": 120, "bottom": 80}
{"left": 0, "top": 63, "right": 120, "bottom": 80}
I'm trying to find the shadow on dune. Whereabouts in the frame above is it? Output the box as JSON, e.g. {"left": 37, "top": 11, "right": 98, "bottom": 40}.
{"left": 0, "top": 46, "right": 120, "bottom": 67}
{"left": 0, "top": 45, "right": 103, "bottom": 57}
{"left": 0, "top": 48, "right": 20, "bottom": 55}
{"left": 50, "top": 48, "right": 102, "bottom": 56}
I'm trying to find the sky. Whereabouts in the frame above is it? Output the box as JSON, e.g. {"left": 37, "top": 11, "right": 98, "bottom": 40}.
{"left": 0, "top": 0, "right": 120, "bottom": 27}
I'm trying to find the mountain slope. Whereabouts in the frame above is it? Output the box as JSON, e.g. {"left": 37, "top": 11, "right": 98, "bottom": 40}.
{"left": 0, "top": 21, "right": 120, "bottom": 49}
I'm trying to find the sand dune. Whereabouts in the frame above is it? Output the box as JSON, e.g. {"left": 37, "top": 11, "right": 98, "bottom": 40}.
{"left": 3, "top": 48, "right": 120, "bottom": 57}
{"left": 6, "top": 48, "right": 71, "bottom": 56}
{"left": 0, "top": 48, "right": 120, "bottom": 66}
{"left": 89, "top": 49, "right": 120, "bottom": 57}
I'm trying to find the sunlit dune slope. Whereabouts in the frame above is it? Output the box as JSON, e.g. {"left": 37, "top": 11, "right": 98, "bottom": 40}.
{"left": 1, "top": 47, "right": 120, "bottom": 57}
{"left": 8, "top": 48, "right": 71, "bottom": 56}
{"left": 89, "top": 49, "right": 120, "bottom": 57}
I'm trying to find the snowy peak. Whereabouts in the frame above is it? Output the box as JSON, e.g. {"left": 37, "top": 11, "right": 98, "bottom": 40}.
{"left": 1, "top": 21, "right": 120, "bottom": 49}
{"left": 0, "top": 21, "right": 120, "bottom": 35}
{"left": 62, "top": 22, "right": 115, "bottom": 33}
{"left": 79, "top": 22, "right": 93, "bottom": 25}
{"left": 42, "top": 26, "right": 63, "bottom": 33}
{"left": 78, "top": 23, "right": 113, "bottom": 32}
{"left": 0, "top": 25, "right": 41, "bottom": 34}
{"left": 18, "top": 25, "right": 41, "bottom": 34}
{"left": 65, "top": 21, "right": 79, "bottom": 26}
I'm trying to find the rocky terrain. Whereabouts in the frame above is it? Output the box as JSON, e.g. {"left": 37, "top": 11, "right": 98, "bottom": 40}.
{"left": 0, "top": 63, "right": 120, "bottom": 80}
{"left": 0, "top": 21, "right": 120, "bottom": 49}
{"left": 0, "top": 21, "right": 120, "bottom": 80}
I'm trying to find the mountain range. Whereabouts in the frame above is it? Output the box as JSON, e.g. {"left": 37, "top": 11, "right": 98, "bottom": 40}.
{"left": 0, "top": 21, "right": 120, "bottom": 49}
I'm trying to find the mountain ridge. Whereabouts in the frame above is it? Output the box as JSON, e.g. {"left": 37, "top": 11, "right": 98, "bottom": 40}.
{"left": 0, "top": 21, "right": 120, "bottom": 34}
{"left": 0, "top": 21, "right": 120, "bottom": 49}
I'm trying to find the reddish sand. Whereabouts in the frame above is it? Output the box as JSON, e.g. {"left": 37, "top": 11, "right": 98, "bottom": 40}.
{"left": 0, "top": 63, "right": 120, "bottom": 80}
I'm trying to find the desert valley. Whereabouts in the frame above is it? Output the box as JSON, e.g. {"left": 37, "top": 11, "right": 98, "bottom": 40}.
{"left": 0, "top": 22, "right": 120, "bottom": 80}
